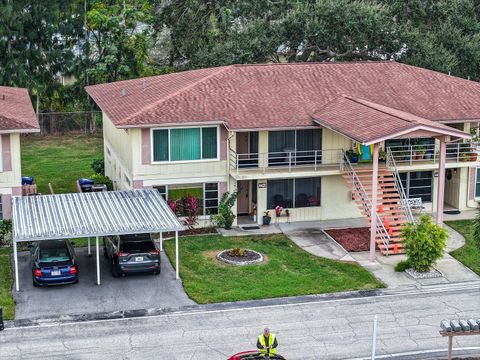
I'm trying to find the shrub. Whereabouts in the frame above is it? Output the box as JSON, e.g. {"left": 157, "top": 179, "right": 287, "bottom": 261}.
{"left": 90, "top": 173, "right": 113, "bottom": 190}
{"left": 401, "top": 215, "right": 448, "bottom": 272}
{"left": 471, "top": 208, "right": 480, "bottom": 249}
{"left": 181, "top": 195, "right": 200, "bottom": 230}
{"left": 91, "top": 159, "right": 105, "bottom": 175}
{"left": 228, "top": 248, "right": 246, "bottom": 257}
{"left": 0, "top": 219, "right": 12, "bottom": 247}
{"left": 211, "top": 191, "right": 238, "bottom": 229}
{"left": 394, "top": 260, "right": 411, "bottom": 272}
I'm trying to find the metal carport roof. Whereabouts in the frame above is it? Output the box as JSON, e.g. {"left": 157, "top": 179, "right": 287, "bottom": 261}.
{"left": 11, "top": 189, "right": 183, "bottom": 291}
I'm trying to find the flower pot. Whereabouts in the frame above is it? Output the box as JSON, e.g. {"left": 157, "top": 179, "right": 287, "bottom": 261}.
{"left": 470, "top": 153, "right": 478, "bottom": 161}
{"left": 350, "top": 156, "right": 359, "bottom": 163}
{"left": 263, "top": 216, "right": 271, "bottom": 225}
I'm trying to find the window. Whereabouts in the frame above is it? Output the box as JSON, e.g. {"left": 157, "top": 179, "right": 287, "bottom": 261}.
{"left": 204, "top": 183, "right": 219, "bottom": 215}
{"left": 400, "top": 171, "right": 433, "bottom": 202}
{"left": 267, "top": 177, "right": 321, "bottom": 209}
{"left": 152, "top": 126, "right": 218, "bottom": 162}
{"left": 475, "top": 168, "right": 480, "bottom": 198}
{"left": 154, "top": 183, "right": 219, "bottom": 215}
{"left": 0, "top": 196, "right": 3, "bottom": 219}
{"left": 154, "top": 185, "right": 167, "bottom": 200}
{"left": 268, "top": 129, "right": 322, "bottom": 166}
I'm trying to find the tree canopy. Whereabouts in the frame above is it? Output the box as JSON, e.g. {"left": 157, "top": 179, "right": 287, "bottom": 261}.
{"left": 1, "top": 0, "right": 480, "bottom": 112}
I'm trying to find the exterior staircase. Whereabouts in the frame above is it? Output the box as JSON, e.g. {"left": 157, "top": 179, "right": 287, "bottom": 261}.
{"left": 340, "top": 151, "right": 414, "bottom": 255}
{"left": 342, "top": 167, "right": 407, "bottom": 255}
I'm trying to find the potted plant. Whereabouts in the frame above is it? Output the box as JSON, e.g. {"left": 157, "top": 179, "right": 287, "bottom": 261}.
{"left": 211, "top": 191, "right": 238, "bottom": 230}
{"left": 275, "top": 205, "right": 283, "bottom": 218}
{"left": 415, "top": 145, "right": 426, "bottom": 160}
{"left": 378, "top": 148, "right": 387, "bottom": 162}
{"left": 263, "top": 211, "right": 272, "bottom": 225}
{"left": 470, "top": 152, "right": 478, "bottom": 161}
{"left": 345, "top": 149, "right": 359, "bottom": 163}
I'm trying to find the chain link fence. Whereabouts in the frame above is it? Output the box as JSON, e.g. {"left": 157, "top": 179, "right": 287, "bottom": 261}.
{"left": 37, "top": 111, "right": 102, "bottom": 135}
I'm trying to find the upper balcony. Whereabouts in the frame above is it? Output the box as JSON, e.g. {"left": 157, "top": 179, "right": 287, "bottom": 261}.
{"left": 388, "top": 142, "right": 479, "bottom": 169}
{"left": 229, "top": 148, "right": 344, "bottom": 179}
{"left": 229, "top": 141, "right": 480, "bottom": 179}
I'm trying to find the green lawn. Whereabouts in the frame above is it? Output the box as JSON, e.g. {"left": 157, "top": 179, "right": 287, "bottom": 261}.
{"left": 445, "top": 220, "right": 480, "bottom": 275}
{"left": 0, "top": 253, "right": 14, "bottom": 319}
{"left": 21, "top": 135, "right": 104, "bottom": 194}
{"left": 164, "top": 234, "right": 383, "bottom": 303}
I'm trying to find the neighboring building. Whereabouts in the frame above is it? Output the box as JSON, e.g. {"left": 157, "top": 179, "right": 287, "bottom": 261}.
{"left": 0, "top": 86, "right": 39, "bottom": 219}
{"left": 86, "top": 62, "right": 480, "bottom": 255}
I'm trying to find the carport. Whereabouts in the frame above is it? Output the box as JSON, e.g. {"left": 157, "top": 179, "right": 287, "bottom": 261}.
{"left": 11, "top": 189, "right": 183, "bottom": 291}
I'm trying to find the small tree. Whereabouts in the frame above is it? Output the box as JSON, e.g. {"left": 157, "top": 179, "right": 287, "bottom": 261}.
{"left": 90, "top": 159, "right": 105, "bottom": 175}
{"left": 211, "top": 191, "right": 238, "bottom": 230}
{"left": 471, "top": 208, "right": 480, "bottom": 249}
{"left": 401, "top": 214, "right": 448, "bottom": 272}
{"left": 0, "top": 219, "right": 12, "bottom": 247}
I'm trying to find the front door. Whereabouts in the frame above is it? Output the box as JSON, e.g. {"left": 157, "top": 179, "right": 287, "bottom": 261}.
{"left": 237, "top": 180, "right": 250, "bottom": 215}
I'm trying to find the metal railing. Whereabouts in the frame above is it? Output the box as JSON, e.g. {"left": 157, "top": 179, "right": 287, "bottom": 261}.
{"left": 386, "top": 148, "right": 415, "bottom": 223}
{"left": 340, "top": 151, "right": 391, "bottom": 255}
{"left": 229, "top": 149, "right": 343, "bottom": 174}
{"left": 387, "top": 142, "right": 479, "bottom": 165}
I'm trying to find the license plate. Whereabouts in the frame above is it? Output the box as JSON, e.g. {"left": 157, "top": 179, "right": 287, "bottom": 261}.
{"left": 51, "top": 270, "right": 61, "bottom": 276}
{"left": 135, "top": 256, "right": 143, "bottom": 262}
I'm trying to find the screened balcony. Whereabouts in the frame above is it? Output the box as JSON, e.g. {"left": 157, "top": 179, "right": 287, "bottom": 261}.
{"left": 387, "top": 142, "right": 479, "bottom": 165}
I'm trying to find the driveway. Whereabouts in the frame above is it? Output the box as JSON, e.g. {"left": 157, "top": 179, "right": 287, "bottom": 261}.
{"left": 13, "top": 247, "right": 195, "bottom": 320}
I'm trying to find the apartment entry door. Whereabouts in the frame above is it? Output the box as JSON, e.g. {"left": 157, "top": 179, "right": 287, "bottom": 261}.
{"left": 237, "top": 180, "right": 250, "bottom": 215}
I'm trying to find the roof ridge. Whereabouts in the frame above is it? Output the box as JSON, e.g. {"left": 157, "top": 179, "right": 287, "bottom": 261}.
{"left": 232, "top": 60, "right": 395, "bottom": 67}
{"left": 118, "top": 66, "right": 233, "bottom": 126}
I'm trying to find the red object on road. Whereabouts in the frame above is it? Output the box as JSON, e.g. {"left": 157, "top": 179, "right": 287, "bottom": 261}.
{"left": 227, "top": 350, "right": 286, "bottom": 359}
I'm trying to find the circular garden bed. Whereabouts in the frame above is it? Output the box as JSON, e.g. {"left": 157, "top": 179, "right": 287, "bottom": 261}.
{"left": 217, "top": 248, "right": 264, "bottom": 265}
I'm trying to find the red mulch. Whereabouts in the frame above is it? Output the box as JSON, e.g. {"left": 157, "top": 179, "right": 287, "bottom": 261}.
{"left": 325, "top": 227, "right": 376, "bottom": 252}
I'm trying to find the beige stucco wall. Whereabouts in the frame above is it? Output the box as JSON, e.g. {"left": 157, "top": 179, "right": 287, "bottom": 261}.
{"left": 0, "top": 133, "right": 22, "bottom": 194}
{"left": 103, "top": 114, "right": 133, "bottom": 189}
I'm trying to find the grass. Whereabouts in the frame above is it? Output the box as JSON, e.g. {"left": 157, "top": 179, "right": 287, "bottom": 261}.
{"left": 445, "top": 219, "right": 480, "bottom": 276}
{"left": 21, "top": 134, "right": 104, "bottom": 194}
{"left": 0, "top": 253, "right": 14, "bottom": 319}
{"left": 164, "top": 234, "right": 383, "bottom": 304}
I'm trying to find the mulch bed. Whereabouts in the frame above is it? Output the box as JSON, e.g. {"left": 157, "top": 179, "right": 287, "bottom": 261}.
{"left": 162, "top": 227, "right": 217, "bottom": 238}
{"left": 325, "top": 227, "right": 375, "bottom": 252}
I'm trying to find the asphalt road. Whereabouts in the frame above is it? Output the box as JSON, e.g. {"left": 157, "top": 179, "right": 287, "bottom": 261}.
{"left": 1, "top": 282, "right": 479, "bottom": 360}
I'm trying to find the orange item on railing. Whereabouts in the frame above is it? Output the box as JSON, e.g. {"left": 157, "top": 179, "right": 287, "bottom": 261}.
{"left": 377, "top": 205, "right": 384, "bottom": 213}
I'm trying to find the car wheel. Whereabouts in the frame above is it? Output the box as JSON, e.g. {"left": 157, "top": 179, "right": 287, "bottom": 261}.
{"left": 103, "top": 248, "right": 108, "bottom": 258}
{"left": 111, "top": 262, "right": 120, "bottom": 278}
{"left": 153, "top": 269, "right": 160, "bottom": 275}
{"left": 33, "top": 280, "right": 39, "bottom": 287}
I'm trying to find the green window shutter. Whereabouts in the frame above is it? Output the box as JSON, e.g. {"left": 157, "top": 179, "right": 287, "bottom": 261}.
{"left": 170, "top": 128, "right": 201, "bottom": 161}
{"left": 476, "top": 168, "right": 480, "bottom": 197}
{"left": 152, "top": 129, "right": 169, "bottom": 162}
{"left": 202, "top": 127, "right": 217, "bottom": 159}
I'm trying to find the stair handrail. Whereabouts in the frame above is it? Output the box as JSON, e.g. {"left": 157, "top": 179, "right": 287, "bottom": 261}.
{"left": 341, "top": 151, "right": 390, "bottom": 255}
{"left": 386, "top": 148, "right": 415, "bottom": 223}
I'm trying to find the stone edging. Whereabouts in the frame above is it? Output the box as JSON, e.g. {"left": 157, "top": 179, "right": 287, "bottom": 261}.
{"left": 216, "top": 249, "right": 264, "bottom": 265}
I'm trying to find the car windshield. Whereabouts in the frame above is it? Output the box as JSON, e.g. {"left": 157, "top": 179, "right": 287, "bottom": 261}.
{"left": 120, "top": 241, "right": 155, "bottom": 254}
{"left": 39, "top": 244, "right": 70, "bottom": 262}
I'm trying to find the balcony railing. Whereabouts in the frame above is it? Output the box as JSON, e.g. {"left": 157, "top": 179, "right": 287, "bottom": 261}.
{"left": 229, "top": 149, "right": 343, "bottom": 174}
{"left": 388, "top": 142, "right": 479, "bottom": 165}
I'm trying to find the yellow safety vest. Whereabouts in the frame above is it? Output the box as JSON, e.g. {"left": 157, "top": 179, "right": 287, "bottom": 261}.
{"left": 258, "top": 334, "right": 277, "bottom": 356}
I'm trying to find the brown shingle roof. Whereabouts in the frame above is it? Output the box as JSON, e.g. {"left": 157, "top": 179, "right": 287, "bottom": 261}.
{"left": 0, "top": 86, "right": 39, "bottom": 132}
{"left": 85, "top": 62, "right": 480, "bottom": 133}
{"left": 313, "top": 96, "right": 470, "bottom": 144}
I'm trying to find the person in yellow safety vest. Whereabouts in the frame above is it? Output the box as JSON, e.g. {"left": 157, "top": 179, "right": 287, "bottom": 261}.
{"left": 257, "top": 328, "right": 277, "bottom": 358}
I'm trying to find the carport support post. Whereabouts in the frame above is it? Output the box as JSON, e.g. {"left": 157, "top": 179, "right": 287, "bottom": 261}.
{"left": 14, "top": 240, "right": 19, "bottom": 292}
{"left": 175, "top": 231, "right": 179, "bottom": 279}
{"left": 87, "top": 237, "right": 91, "bottom": 255}
{"left": 96, "top": 236, "right": 100, "bottom": 285}
{"left": 159, "top": 232, "right": 163, "bottom": 252}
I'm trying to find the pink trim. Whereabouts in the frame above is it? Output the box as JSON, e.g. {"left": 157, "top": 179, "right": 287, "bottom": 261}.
{"left": 436, "top": 138, "right": 447, "bottom": 226}
{"left": 133, "top": 180, "right": 144, "bottom": 189}
{"left": 2, "top": 134, "right": 12, "bottom": 171}
{"left": 220, "top": 126, "right": 227, "bottom": 160}
{"left": 141, "top": 128, "right": 151, "bottom": 165}
{"left": 2, "top": 194, "right": 11, "bottom": 219}
{"left": 219, "top": 182, "right": 227, "bottom": 195}
{"left": 12, "top": 186, "right": 22, "bottom": 196}
{"left": 369, "top": 143, "right": 379, "bottom": 261}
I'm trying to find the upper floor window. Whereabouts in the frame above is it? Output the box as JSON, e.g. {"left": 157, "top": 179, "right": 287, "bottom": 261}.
{"left": 475, "top": 168, "right": 480, "bottom": 198}
{"left": 152, "top": 126, "right": 218, "bottom": 163}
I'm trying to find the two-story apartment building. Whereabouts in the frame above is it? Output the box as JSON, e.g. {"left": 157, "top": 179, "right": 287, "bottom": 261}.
{"left": 0, "top": 86, "right": 39, "bottom": 219}
{"left": 86, "top": 62, "right": 480, "bottom": 254}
